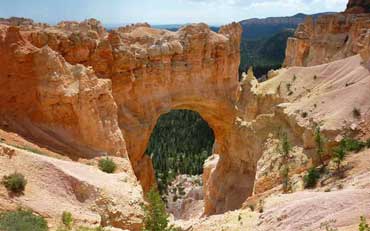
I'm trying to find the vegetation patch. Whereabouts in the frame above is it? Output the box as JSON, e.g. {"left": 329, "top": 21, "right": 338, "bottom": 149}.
{"left": 98, "top": 157, "right": 117, "bottom": 173}
{"left": 339, "top": 138, "right": 366, "bottom": 153}
{"left": 147, "top": 109, "right": 214, "bottom": 194}
{"left": 304, "top": 167, "right": 320, "bottom": 188}
{"left": 0, "top": 209, "right": 48, "bottom": 231}
{"left": 2, "top": 172, "right": 27, "bottom": 193}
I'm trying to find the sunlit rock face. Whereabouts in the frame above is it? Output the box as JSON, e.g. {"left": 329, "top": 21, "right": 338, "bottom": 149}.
{"left": 283, "top": 12, "right": 370, "bottom": 68}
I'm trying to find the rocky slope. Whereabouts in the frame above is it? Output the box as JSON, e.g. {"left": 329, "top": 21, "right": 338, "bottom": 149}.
{"left": 177, "top": 50, "right": 370, "bottom": 231}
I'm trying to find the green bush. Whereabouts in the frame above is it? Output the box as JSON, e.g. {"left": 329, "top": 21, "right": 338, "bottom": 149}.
{"left": 2, "top": 172, "right": 27, "bottom": 193}
{"left": 304, "top": 167, "right": 320, "bottom": 188}
{"left": 98, "top": 157, "right": 117, "bottom": 173}
{"left": 340, "top": 138, "right": 365, "bottom": 153}
{"left": 62, "top": 211, "right": 73, "bottom": 229}
{"left": 0, "top": 209, "right": 48, "bottom": 231}
{"left": 359, "top": 216, "right": 370, "bottom": 231}
{"left": 143, "top": 188, "right": 175, "bottom": 231}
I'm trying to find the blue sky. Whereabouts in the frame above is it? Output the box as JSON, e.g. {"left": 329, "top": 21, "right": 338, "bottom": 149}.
{"left": 0, "top": 0, "right": 348, "bottom": 25}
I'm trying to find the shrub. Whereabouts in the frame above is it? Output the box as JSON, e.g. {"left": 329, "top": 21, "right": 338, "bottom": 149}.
{"left": 98, "top": 157, "right": 117, "bottom": 173}
{"left": 2, "top": 172, "right": 27, "bottom": 193}
{"left": 62, "top": 211, "right": 73, "bottom": 229}
{"left": 314, "top": 127, "right": 325, "bottom": 166}
{"left": 366, "top": 139, "right": 370, "bottom": 148}
{"left": 331, "top": 146, "right": 346, "bottom": 173}
{"left": 0, "top": 209, "right": 48, "bottom": 231}
{"left": 359, "top": 216, "right": 370, "bottom": 231}
{"left": 143, "top": 188, "right": 175, "bottom": 231}
{"left": 353, "top": 108, "right": 361, "bottom": 118}
{"left": 304, "top": 167, "right": 320, "bottom": 188}
{"left": 340, "top": 138, "right": 365, "bottom": 153}
{"left": 314, "top": 75, "right": 317, "bottom": 80}
{"left": 301, "top": 112, "right": 308, "bottom": 118}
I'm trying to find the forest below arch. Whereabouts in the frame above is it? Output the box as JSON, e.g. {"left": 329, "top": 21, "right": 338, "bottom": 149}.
{"left": 146, "top": 109, "right": 215, "bottom": 194}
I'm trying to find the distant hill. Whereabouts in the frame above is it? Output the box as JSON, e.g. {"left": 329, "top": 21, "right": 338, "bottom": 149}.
{"left": 152, "top": 24, "right": 220, "bottom": 32}
{"left": 239, "top": 12, "right": 335, "bottom": 78}
{"left": 240, "top": 12, "right": 335, "bottom": 40}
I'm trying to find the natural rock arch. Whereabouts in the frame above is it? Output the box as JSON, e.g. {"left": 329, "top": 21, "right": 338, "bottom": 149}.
{"left": 3, "top": 20, "right": 260, "bottom": 215}
{"left": 99, "top": 23, "right": 258, "bottom": 214}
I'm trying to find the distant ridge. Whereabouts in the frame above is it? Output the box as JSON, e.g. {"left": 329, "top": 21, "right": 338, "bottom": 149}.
{"left": 239, "top": 12, "right": 335, "bottom": 40}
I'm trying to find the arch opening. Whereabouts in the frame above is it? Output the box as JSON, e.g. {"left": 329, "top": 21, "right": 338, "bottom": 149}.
{"left": 145, "top": 109, "right": 215, "bottom": 219}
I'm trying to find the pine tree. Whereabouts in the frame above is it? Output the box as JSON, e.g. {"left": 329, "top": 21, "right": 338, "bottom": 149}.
{"left": 142, "top": 188, "right": 175, "bottom": 231}
{"left": 278, "top": 132, "right": 291, "bottom": 193}
{"left": 314, "top": 126, "right": 325, "bottom": 166}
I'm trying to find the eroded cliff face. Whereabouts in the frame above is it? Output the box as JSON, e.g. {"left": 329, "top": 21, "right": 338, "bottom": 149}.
{"left": 0, "top": 25, "right": 127, "bottom": 159}
{"left": 0, "top": 25, "right": 142, "bottom": 230}
{"left": 284, "top": 12, "right": 370, "bottom": 68}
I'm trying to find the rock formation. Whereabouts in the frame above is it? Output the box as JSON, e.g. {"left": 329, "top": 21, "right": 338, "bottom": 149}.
{"left": 284, "top": 11, "right": 370, "bottom": 67}
{"left": 345, "top": 0, "right": 370, "bottom": 13}
{"left": 0, "top": 0, "right": 369, "bottom": 228}
{"left": 0, "top": 18, "right": 255, "bottom": 216}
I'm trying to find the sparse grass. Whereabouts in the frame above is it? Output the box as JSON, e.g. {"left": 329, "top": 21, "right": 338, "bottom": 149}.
{"left": 98, "top": 157, "right": 117, "bottom": 173}
{"left": 0, "top": 209, "right": 48, "bottom": 231}
{"left": 320, "top": 219, "right": 338, "bottom": 231}
{"left": 2, "top": 172, "right": 27, "bottom": 193}
{"left": 304, "top": 167, "right": 320, "bottom": 188}
{"left": 5, "top": 143, "right": 45, "bottom": 155}
{"left": 353, "top": 108, "right": 361, "bottom": 118}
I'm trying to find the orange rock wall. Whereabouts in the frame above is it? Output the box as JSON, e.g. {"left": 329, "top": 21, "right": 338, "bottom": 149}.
{"left": 284, "top": 13, "right": 370, "bottom": 67}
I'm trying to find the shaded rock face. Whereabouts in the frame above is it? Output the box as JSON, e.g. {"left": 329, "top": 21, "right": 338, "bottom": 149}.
{"left": 345, "top": 0, "right": 370, "bottom": 13}
{"left": 283, "top": 13, "right": 370, "bottom": 68}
